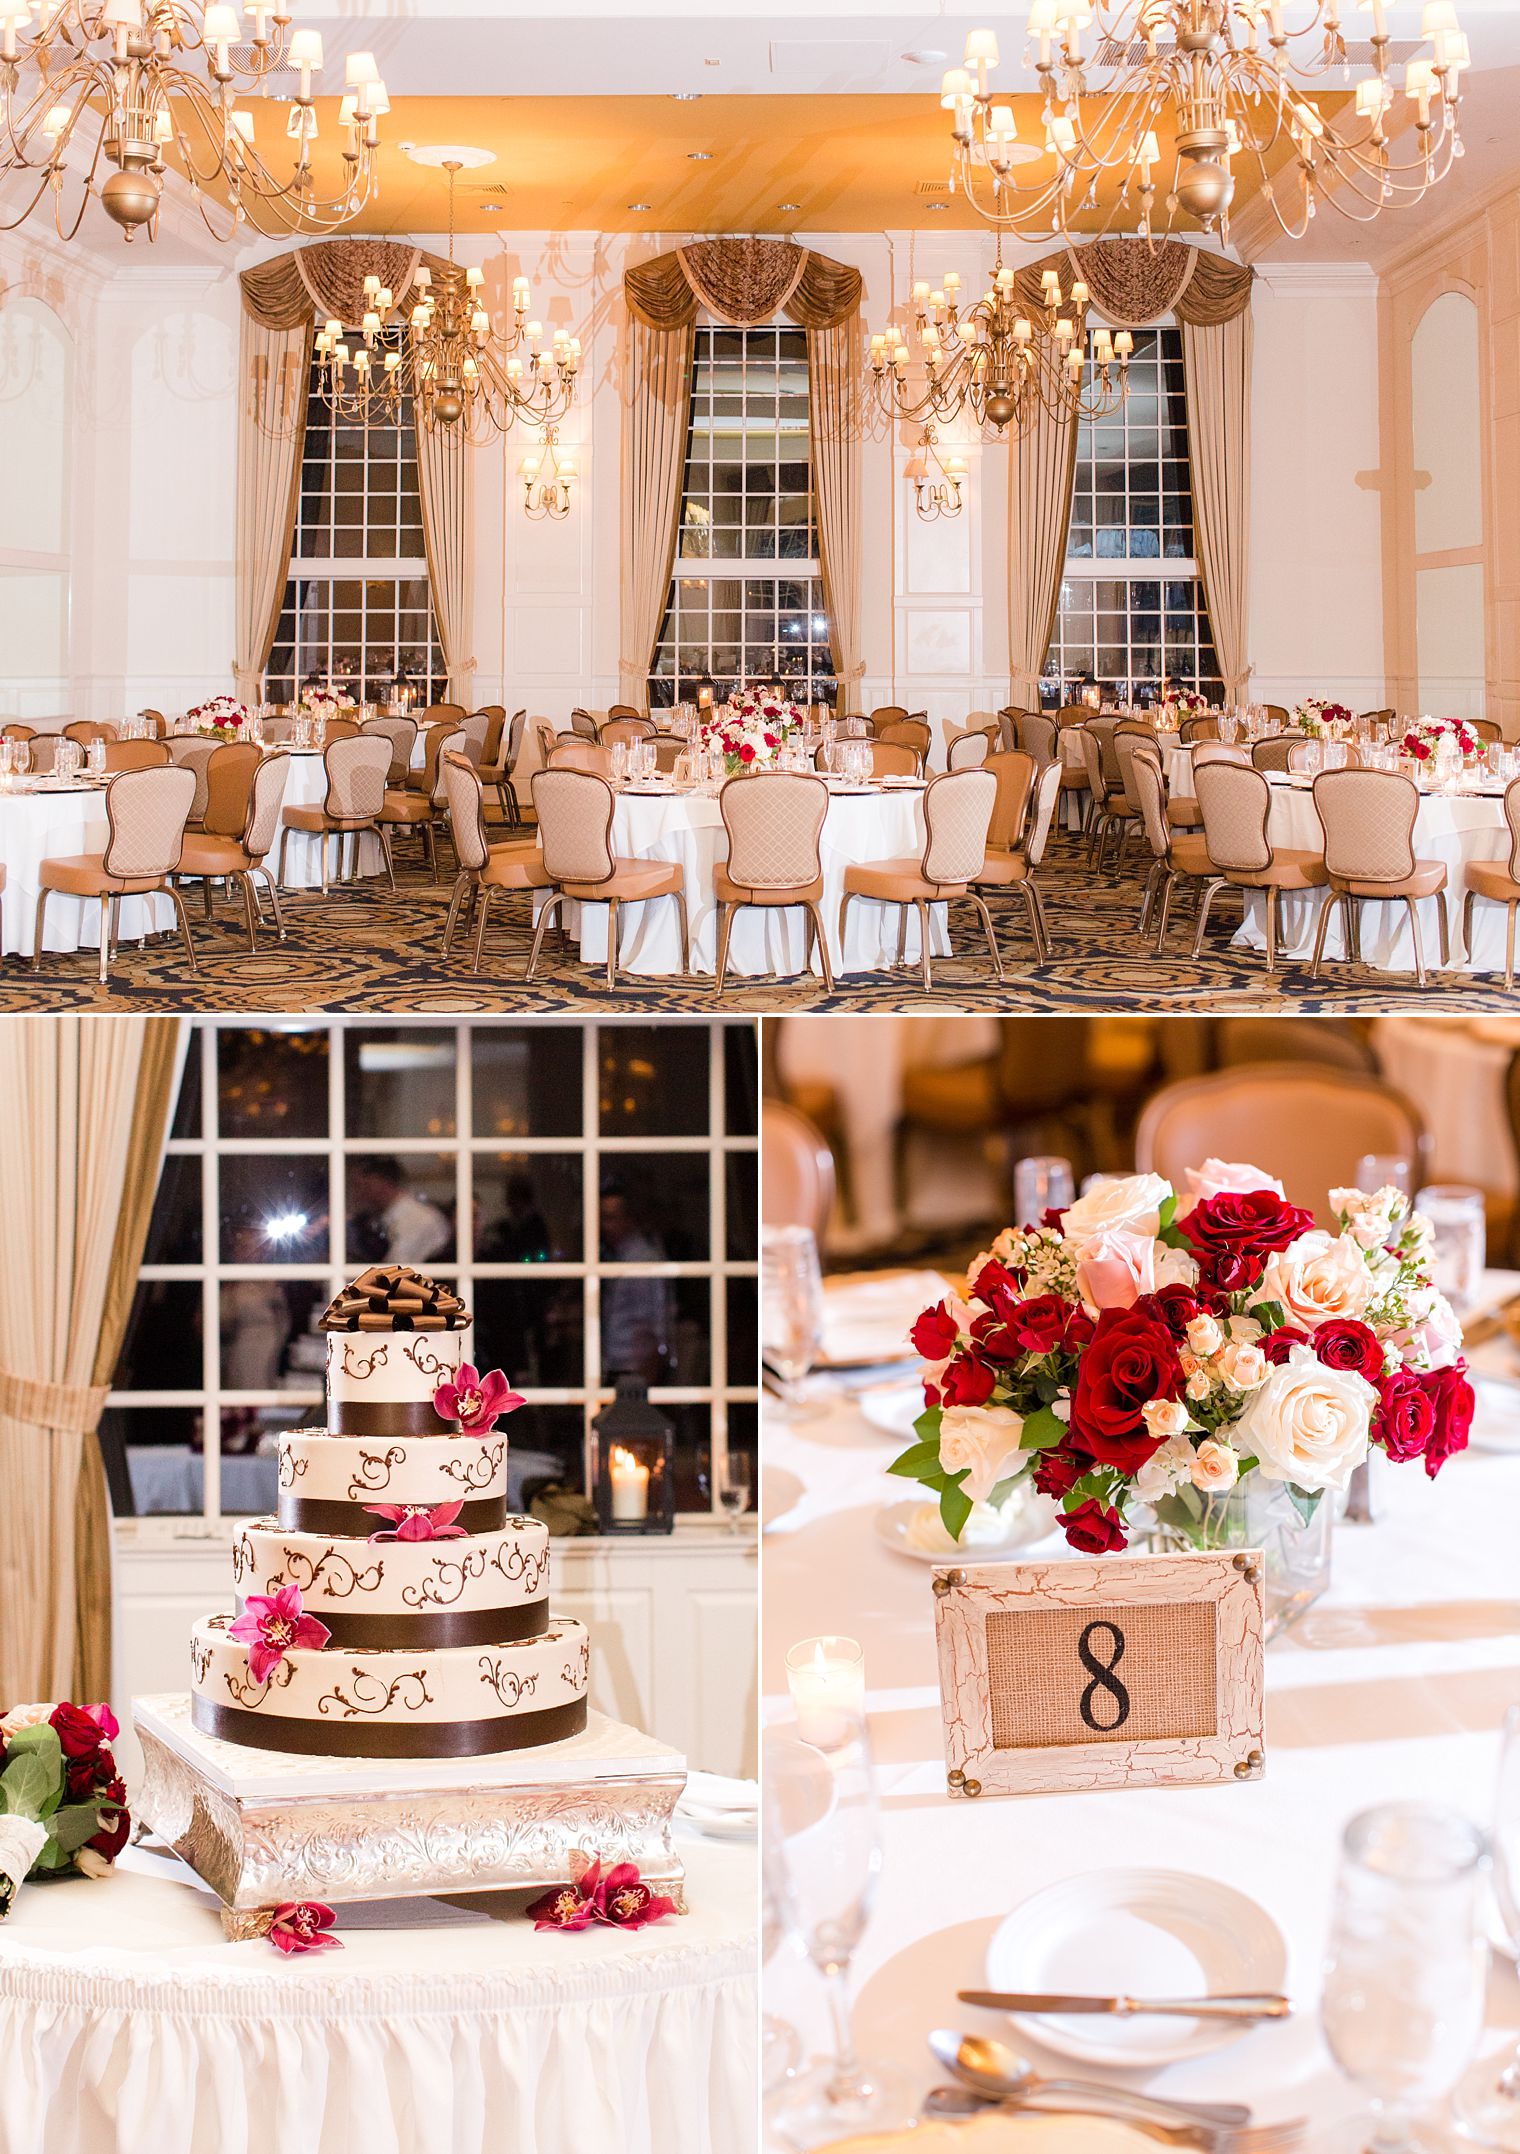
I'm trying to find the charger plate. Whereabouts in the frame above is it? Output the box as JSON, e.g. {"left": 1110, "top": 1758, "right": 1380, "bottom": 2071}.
{"left": 820, "top": 2117, "right": 1154, "bottom": 2151}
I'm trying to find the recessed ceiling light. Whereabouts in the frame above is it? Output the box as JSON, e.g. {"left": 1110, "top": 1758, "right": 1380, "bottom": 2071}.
{"left": 688, "top": 150, "right": 712, "bottom": 161}
{"left": 901, "top": 47, "right": 947, "bottom": 65}
{"left": 628, "top": 201, "right": 652, "bottom": 211}
{"left": 779, "top": 201, "right": 801, "bottom": 211}
{"left": 703, "top": 57, "right": 720, "bottom": 67}
{"left": 673, "top": 91, "right": 702, "bottom": 101}
{"left": 926, "top": 202, "right": 950, "bottom": 213}
{"left": 480, "top": 203, "right": 502, "bottom": 214}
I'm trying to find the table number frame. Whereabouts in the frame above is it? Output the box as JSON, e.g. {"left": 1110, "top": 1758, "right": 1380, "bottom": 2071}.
{"left": 931, "top": 1550, "right": 1265, "bottom": 1798}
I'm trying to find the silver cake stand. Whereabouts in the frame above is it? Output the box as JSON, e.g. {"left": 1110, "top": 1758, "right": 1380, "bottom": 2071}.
{"left": 134, "top": 1694, "right": 688, "bottom": 1939}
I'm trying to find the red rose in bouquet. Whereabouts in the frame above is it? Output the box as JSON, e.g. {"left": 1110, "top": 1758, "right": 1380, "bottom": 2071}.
{"left": 1031, "top": 1448, "right": 1087, "bottom": 1500}
{"left": 1180, "top": 1191, "right": 1316, "bottom": 1291}
{"left": 974, "top": 1290, "right": 1092, "bottom": 1363}
{"left": 939, "top": 1353, "right": 997, "bottom": 1407}
{"left": 1314, "top": 1319, "right": 1384, "bottom": 1383}
{"left": 909, "top": 1302, "right": 960, "bottom": 1362}
{"left": 1061, "top": 1498, "right": 1128, "bottom": 1554}
{"left": 1066, "top": 1301, "right": 1184, "bottom": 1473}
{"left": 1262, "top": 1325, "right": 1311, "bottom": 1364}
{"left": 1376, "top": 1366, "right": 1436, "bottom": 1462}
{"left": 49, "top": 1701, "right": 114, "bottom": 1760}
{"left": 1421, "top": 1363, "right": 1474, "bottom": 1478}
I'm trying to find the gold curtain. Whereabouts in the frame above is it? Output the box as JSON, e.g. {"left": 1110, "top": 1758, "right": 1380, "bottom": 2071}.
{"left": 0, "top": 1017, "right": 183, "bottom": 1706}
{"left": 620, "top": 313, "right": 697, "bottom": 697}
{"left": 624, "top": 239, "right": 862, "bottom": 331}
{"left": 808, "top": 316, "right": 864, "bottom": 686}
{"left": 1008, "top": 392, "right": 1082, "bottom": 708}
{"left": 1183, "top": 308, "right": 1254, "bottom": 699}
{"left": 233, "top": 313, "right": 311, "bottom": 703}
{"left": 416, "top": 417, "right": 474, "bottom": 703}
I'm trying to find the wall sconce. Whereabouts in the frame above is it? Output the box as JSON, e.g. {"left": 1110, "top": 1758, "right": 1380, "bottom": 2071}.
{"left": 522, "top": 425, "right": 575, "bottom": 520}
{"left": 905, "top": 425, "right": 966, "bottom": 522}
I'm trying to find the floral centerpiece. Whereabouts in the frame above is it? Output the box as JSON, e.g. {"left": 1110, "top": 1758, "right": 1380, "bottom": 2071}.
{"left": 1158, "top": 685, "right": 1209, "bottom": 730}
{"left": 1403, "top": 716, "right": 1480, "bottom": 763}
{"left": 1290, "top": 698, "right": 1355, "bottom": 738}
{"left": 891, "top": 1165, "right": 1470, "bottom": 1602}
{"left": 298, "top": 684, "right": 356, "bottom": 720}
{"left": 186, "top": 696, "right": 249, "bottom": 743}
{"left": 701, "top": 686, "right": 804, "bottom": 774}
{"left": 0, "top": 1701, "right": 130, "bottom": 1919}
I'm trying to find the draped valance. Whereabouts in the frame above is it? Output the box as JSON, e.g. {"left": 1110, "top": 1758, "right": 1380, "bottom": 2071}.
{"left": 239, "top": 238, "right": 454, "bottom": 331}
{"left": 1012, "top": 238, "right": 1254, "bottom": 328}
{"left": 624, "top": 238, "right": 863, "bottom": 331}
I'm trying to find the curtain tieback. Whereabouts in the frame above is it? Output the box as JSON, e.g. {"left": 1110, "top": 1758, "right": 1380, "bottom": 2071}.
{"left": 0, "top": 1371, "right": 111, "bottom": 1431}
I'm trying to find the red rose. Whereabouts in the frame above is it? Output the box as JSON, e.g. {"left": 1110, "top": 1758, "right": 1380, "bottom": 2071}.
{"left": 1421, "top": 1363, "right": 1474, "bottom": 1479}
{"left": 939, "top": 1353, "right": 997, "bottom": 1407}
{"left": 49, "top": 1702, "right": 107, "bottom": 1760}
{"left": 1314, "top": 1319, "right": 1384, "bottom": 1383}
{"left": 910, "top": 1302, "right": 960, "bottom": 1362}
{"left": 974, "top": 1292, "right": 1090, "bottom": 1362}
{"left": 1180, "top": 1191, "right": 1317, "bottom": 1291}
{"left": 1039, "top": 1205, "right": 1069, "bottom": 1232}
{"left": 969, "top": 1258, "right": 1023, "bottom": 1306}
{"left": 739, "top": 743, "right": 755, "bottom": 763}
{"left": 1031, "top": 1447, "right": 1086, "bottom": 1499}
{"left": 65, "top": 1741, "right": 118, "bottom": 1801}
{"left": 1148, "top": 1282, "right": 1227, "bottom": 1339}
{"left": 1061, "top": 1498, "right": 1128, "bottom": 1554}
{"left": 1066, "top": 1302, "right": 1183, "bottom": 1474}
{"left": 86, "top": 1775, "right": 130, "bottom": 1863}
{"left": 1376, "top": 1367, "right": 1435, "bottom": 1462}
{"left": 1261, "top": 1326, "right": 1311, "bottom": 1365}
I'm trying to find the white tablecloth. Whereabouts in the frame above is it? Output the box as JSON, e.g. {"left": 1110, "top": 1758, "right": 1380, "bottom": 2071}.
{"left": 0, "top": 787, "right": 173, "bottom": 957}
{"left": 763, "top": 1269, "right": 1520, "bottom": 2149}
{"left": 0, "top": 1834, "right": 756, "bottom": 2154}
{"left": 1233, "top": 778, "right": 1510, "bottom": 972}
{"left": 553, "top": 785, "right": 949, "bottom": 979}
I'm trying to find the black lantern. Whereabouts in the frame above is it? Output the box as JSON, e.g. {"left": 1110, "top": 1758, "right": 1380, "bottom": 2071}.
{"left": 590, "top": 1378, "right": 676, "bottom": 1535}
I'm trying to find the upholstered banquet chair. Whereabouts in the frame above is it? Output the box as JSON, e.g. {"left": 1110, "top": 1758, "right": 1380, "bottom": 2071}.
{"left": 361, "top": 715, "right": 419, "bottom": 784}
{"left": 1131, "top": 752, "right": 1214, "bottom": 952}
{"left": 174, "top": 751, "right": 291, "bottom": 951}
{"left": 653, "top": 737, "right": 685, "bottom": 774}
{"left": 1250, "top": 737, "right": 1295, "bottom": 773}
{"left": 838, "top": 766, "right": 1001, "bottom": 992}
{"left": 602, "top": 717, "right": 657, "bottom": 747}
{"left": 421, "top": 702, "right": 467, "bottom": 727}
{"left": 278, "top": 733, "right": 394, "bottom": 895}
{"left": 760, "top": 1099, "right": 836, "bottom": 1242}
{"left": 946, "top": 728, "right": 993, "bottom": 770}
{"left": 867, "top": 741, "right": 921, "bottom": 780}
{"left": 879, "top": 719, "right": 932, "bottom": 760}
{"left": 199, "top": 741, "right": 262, "bottom": 845}
{"left": 869, "top": 705, "right": 909, "bottom": 731}
{"left": 534, "top": 719, "right": 558, "bottom": 768}
{"left": 527, "top": 766, "right": 690, "bottom": 988}
{"left": 33, "top": 763, "right": 198, "bottom": 986}
{"left": 547, "top": 739, "right": 612, "bottom": 777}
{"left": 1180, "top": 714, "right": 1220, "bottom": 743}
{"left": 166, "top": 737, "right": 218, "bottom": 826}
{"left": 1193, "top": 760, "right": 1327, "bottom": 974}
{"left": 1262, "top": 703, "right": 1290, "bottom": 728}
{"left": 439, "top": 753, "right": 553, "bottom": 973}
{"left": 569, "top": 709, "right": 600, "bottom": 741}
{"left": 605, "top": 702, "right": 646, "bottom": 726}
{"left": 1080, "top": 723, "right": 1130, "bottom": 864}
{"left": 1361, "top": 708, "right": 1395, "bottom": 735}
{"left": 1136, "top": 1062, "right": 1430, "bottom": 1226}
{"left": 1463, "top": 778, "right": 1520, "bottom": 986}
{"left": 970, "top": 755, "right": 1061, "bottom": 967}
{"left": 380, "top": 723, "right": 464, "bottom": 880}
{"left": 713, "top": 771, "right": 834, "bottom": 995}
{"left": 1017, "top": 714, "right": 1058, "bottom": 767}
{"left": 1472, "top": 718, "right": 1504, "bottom": 745}
{"left": 1309, "top": 767, "right": 1450, "bottom": 990}
{"left": 321, "top": 717, "right": 361, "bottom": 742}
{"left": 477, "top": 709, "right": 527, "bottom": 826}
{"left": 997, "top": 706, "right": 1036, "bottom": 750}
{"left": 139, "top": 708, "right": 167, "bottom": 738}
{"left": 64, "top": 720, "right": 116, "bottom": 747}
{"left": 102, "top": 739, "right": 170, "bottom": 773}
{"left": 1167, "top": 740, "right": 1249, "bottom": 832}
{"left": 1056, "top": 703, "right": 1092, "bottom": 727}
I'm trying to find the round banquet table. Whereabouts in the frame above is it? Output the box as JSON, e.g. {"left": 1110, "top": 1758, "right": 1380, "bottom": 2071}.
{"left": 763, "top": 1266, "right": 1520, "bottom": 2149}
{"left": 0, "top": 784, "right": 174, "bottom": 958}
{"left": 0, "top": 1831, "right": 756, "bottom": 2154}
{"left": 549, "top": 781, "right": 950, "bottom": 979}
{"left": 1230, "top": 775, "right": 1512, "bottom": 973}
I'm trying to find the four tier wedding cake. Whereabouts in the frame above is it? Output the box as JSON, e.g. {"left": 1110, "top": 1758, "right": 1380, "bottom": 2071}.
{"left": 188, "top": 1265, "right": 590, "bottom": 1759}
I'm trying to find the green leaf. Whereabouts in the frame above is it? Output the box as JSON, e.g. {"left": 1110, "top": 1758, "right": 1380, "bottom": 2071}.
{"left": 912, "top": 1405, "right": 943, "bottom": 1446}
{"left": 46, "top": 1803, "right": 107, "bottom": 1856}
{"left": 1157, "top": 1191, "right": 1177, "bottom": 1232}
{"left": 1284, "top": 1483, "right": 1323, "bottom": 1525}
{"left": 5, "top": 1724, "right": 61, "bottom": 1767}
{"left": 1250, "top": 1300, "right": 1288, "bottom": 1333}
{"left": 938, "top": 1479, "right": 973, "bottom": 1542}
{"left": 0, "top": 1751, "right": 55, "bottom": 1821}
{"left": 887, "top": 1438, "right": 947, "bottom": 1481}
{"left": 1019, "top": 1403, "right": 1068, "bottom": 1453}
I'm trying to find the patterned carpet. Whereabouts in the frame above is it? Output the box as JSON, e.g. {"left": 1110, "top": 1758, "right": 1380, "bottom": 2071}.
{"left": 1, "top": 831, "right": 1512, "bottom": 1013}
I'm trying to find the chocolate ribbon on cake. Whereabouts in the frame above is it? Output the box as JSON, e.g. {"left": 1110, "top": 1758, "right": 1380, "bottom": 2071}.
{"left": 192, "top": 1694, "right": 587, "bottom": 1758}
{"left": 232, "top": 1596, "right": 549, "bottom": 1650}
{"left": 321, "top": 1266, "right": 471, "bottom": 1333}
{"left": 278, "top": 1493, "right": 509, "bottom": 1535}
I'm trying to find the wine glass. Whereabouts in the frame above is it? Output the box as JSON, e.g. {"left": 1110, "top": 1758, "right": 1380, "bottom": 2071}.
{"left": 1322, "top": 1801, "right": 1489, "bottom": 2152}
{"left": 1356, "top": 1155, "right": 1413, "bottom": 1200}
{"left": 763, "top": 1717, "right": 914, "bottom": 2148}
{"left": 1414, "top": 1184, "right": 1487, "bottom": 1316}
{"left": 717, "top": 1447, "right": 751, "bottom": 1529}
{"left": 1013, "top": 1154, "right": 1075, "bottom": 1227}
{"left": 762, "top": 1225, "right": 825, "bottom": 1420}
{"left": 1458, "top": 1706, "right": 1520, "bottom": 2146}
{"left": 762, "top": 1754, "right": 803, "bottom": 2095}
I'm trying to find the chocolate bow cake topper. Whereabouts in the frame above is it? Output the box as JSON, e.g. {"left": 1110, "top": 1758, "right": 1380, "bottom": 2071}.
{"left": 320, "top": 1266, "right": 471, "bottom": 1334}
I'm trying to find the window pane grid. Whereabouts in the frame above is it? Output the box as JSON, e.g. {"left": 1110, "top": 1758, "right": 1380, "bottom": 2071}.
{"left": 1051, "top": 327, "right": 1222, "bottom": 702}
{"left": 651, "top": 324, "right": 836, "bottom": 705}
{"left": 107, "top": 1020, "right": 757, "bottom": 1528}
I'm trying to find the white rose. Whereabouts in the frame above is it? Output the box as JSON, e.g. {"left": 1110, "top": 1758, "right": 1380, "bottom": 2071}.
{"left": 0, "top": 1705, "right": 52, "bottom": 1740}
{"left": 74, "top": 1847, "right": 112, "bottom": 1880}
{"left": 1185, "top": 1368, "right": 1212, "bottom": 1401}
{"left": 1186, "top": 1314, "right": 1223, "bottom": 1357}
{"left": 1185, "top": 1158, "right": 1286, "bottom": 1202}
{"left": 1060, "top": 1173, "right": 1173, "bottom": 1247}
{"left": 1259, "top": 1230, "right": 1377, "bottom": 1331}
{"left": 1231, "top": 1346, "right": 1375, "bottom": 1493}
{"left": 1153, "top": 1243, "right": 1201, "bottom": 1291}
{"left": 1191, "top": 1439, "right": 1241, "bottom": 1493}
{"left": 1396, "top": 1289, "right": 1463, "bottom": 1373}
{"left": 1134, "top": 1432, "right": 1196, "bottom": 1503}
{"left": 1142, "top": 1397, "right": 1192, "bottom": 1439}
{"left": 1216, "top": 1340, "right": 1270, "bottom": 1392}
{"left": 0, "top": 1813, "right": 47, "bottom": 1910}
{"left": 939, "top": 1404, "right": 1025, "bottom": 1505}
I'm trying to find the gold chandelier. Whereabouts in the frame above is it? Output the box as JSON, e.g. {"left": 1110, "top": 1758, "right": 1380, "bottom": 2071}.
{"left": 942, "top": 1, "right": 1467, "bottom": 246}
{"left": 315, "top": 160, "right": 578, "bottom": 438}
{"left": 869, "top": 247, "right": 1130, "bottom": 441}
{"left": 0, "top": 0, "right": 385, "bottom": 244}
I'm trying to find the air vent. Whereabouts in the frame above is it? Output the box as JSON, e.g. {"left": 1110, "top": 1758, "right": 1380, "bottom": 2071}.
{"left": 229, "top": 47, "right": 299, "bottom": 98}
{"left": 1094, "top": 36, "right": 1173, "bottom": 65}
{"left": 915, "top": 179, "right": 952, "bottom": 196}
{"left": 462, "top": 182, "right": 512, "bottom": 198}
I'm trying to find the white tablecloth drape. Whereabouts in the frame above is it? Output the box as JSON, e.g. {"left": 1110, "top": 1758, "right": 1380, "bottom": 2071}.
{"left": 551, "top": 785, "right": 949, "bottom": 978}
{"left": 763, "top": 1269, "right": 1520, "bottom": 2148}
{"left": 0, "top": 1835, "right": 756, "bottom": 2154}
{"left": 1230, "top": 779, "right": 1510, "bottom": 972}
{"left": 0, "top": 787, "right": 173, "bottom": 957}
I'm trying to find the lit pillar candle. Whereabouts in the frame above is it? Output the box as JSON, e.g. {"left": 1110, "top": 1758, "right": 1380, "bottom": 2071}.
{"left": 785, "top": 1634, "right": 865, "bottom": 1747}
{"left": 609, "top": 1445, "right": 649, "bottom": 1522}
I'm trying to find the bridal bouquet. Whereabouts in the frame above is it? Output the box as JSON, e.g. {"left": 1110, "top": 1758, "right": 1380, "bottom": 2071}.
{"left": 1291, "top": 698, "right": 1354, "bottom": 738}
{"left": 186, "top": 696, "right": 249, "bottom": 742}
{"left": 891, "top": 1165, "right": 1472, "bottom": 1554}
{"left": 0, "top": 1701, "right": 130, "bottom": 1919}
{"left": 1403, "top": 717, "right": 1480, "bottom": 763}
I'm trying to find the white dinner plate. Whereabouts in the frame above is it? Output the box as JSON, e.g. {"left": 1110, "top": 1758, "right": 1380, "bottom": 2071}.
{"left": 760, "top": 1464, "right": 803, "bottom": 1530}
{"left": 820, "top": 2117, "right": 1156, "bottom": 2153}
{"left": 985, "top": 1869, "right": 1288, "bottom": 2068}
{"left": 873, "top": 1496, "right": 1059, "bottom": 1565}
{"left": 856, "top": 1380, "right": 925, "bottom": 1439}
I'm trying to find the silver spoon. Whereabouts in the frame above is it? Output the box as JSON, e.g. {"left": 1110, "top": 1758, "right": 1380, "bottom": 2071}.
{"left": 929, "top": 2029, "right": 1251, "bottom": 2130}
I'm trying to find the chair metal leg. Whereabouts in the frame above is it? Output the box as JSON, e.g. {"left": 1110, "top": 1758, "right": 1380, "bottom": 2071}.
{"left": 200, "top": 876, "right": 213, "bottom": 919}
{"left": 806, "top": 900, "right": 835, "bottom": 994}
{"left": 442, "top": 873, "right": 470, "bottom": 952}
{"left": 378, "top": 826, "right": 397, "bottom": 894}
{"left": 836, "top": 891, "right": 854, "bottom": 973}
{"left": 1154, "top": 871, "right": 1176, "bottom": 953}
{"left": 1309, "top": 887, "right": 1338, "bottom": 977}
{"left": 673, "top": 887, "right": 691, "bottom": 975}
{"left": 1190, "top": 877, "right": 1227, "bottom": 958}
{"left": 1031, "top": 877, "right": 1053, "bottom": 959}
{"left": 1347, "top": 896, "right": 1363, "bottom": 966}
{"left": 916, "top": 897, "right": 932, "bottom": 994}
{"left": 259, "top": 867, "right": 287, "bottom": 942}
{"left": 167, "top": 886, "right": 199, "bottom": 975}
{"left": 895, "top": 902, "right": 908, "bottom": 967}
{"left": 1020, "top": 884, "right": 1047, "bottom": 967}
{"left": 1264, "top": 886, "right": 1279, "bottom": 977}
{"left": 319, "top": 830, "right": 330, "bottom": 898}
{"left": 238, "top": 872, "right": 258, "bottom": 953}
{"left": 97, "top": 892, "right": 110, "bottom": 986}
{"left": 604, "top": 898, "right": 619, "bottom": 989}
{"left": 1406, "top": 895, "right": 1428, "bottom": 989}
{"left": 471, "top": 885, "right": 494, "bottom": 974}
{"left": 1463, "top": 889, "right": 1476, "bottom": 964}
{"left": 31, "top": 888, "right": 53, "bottom": 971}
{"left": 525, "top": 892, "right": 563, "bottom": 980}
{"left": 425, "top": 821, "right": 439, "bottom": 885}
{"left": 277, "top": 825, "right": 291, "bottom": 890}
{"left": 1437, "top": 890, "right": 1450, "bottom": 968}
{"left": 970, "top": 892, "right": 1004, "bottom": 983}
{"left": 1507, "top": 902, "right": 1518, "bottom": 991}
{"left": 714, "top": 901, "right": 734, "bottom": 994}
{"left": 1138, "top": 860, "right": 1162, "bottom": 934}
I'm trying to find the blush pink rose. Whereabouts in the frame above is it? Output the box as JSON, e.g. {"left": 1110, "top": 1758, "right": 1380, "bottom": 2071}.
{"left": 1183, "top": 1157, "right": 1287, "bottom": 1203}
{"left": 1074, "top": 1225, "right": 1156, "bottom": 1313}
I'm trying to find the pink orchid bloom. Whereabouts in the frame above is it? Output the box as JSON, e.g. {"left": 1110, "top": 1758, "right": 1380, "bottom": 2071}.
{"left": 268, "top": 1901, "right": 342, "bottom": 1955}
{"left": 365, "top": 1501, "right": 467, "bottom": 1544}
{"left": 432, "top": 1363, "right": 524, "bottom": 1436}
{"left": 229, "top": 1585, "right": 331, "bottom": 1684}
{"left": 593, "top": 1861, "right": 678, "bottom": 1930}
{"left": 526, "top": 1855, "right": 678, "bottom": 1934}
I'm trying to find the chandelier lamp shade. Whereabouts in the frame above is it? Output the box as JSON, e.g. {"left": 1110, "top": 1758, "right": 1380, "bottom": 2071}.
{"left": 869, "top": 249, "right": 1130, "bottom": 440}
{"left": 904, "top": 427, "right": 968, "bottom": 521}
{"left": 314, "top": 159, "right": 578, "bottom": 437}
{"left": 941, "top": 1, "right": 1467, "bottom": 246}
{"left": 0, "top": 0, "right": 386, "bottom": 243}
{"left": 522, "top": 426, "right": 575, "bottom": 519}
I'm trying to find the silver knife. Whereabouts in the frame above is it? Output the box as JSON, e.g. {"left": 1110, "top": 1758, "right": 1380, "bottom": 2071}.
{"left": 958, "top": 1990, "right": 1291, "bottom": 2020}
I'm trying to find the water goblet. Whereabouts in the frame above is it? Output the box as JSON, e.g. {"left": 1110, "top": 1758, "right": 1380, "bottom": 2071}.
{"left": 1414, "top": 1185, "right": 1486, "bottom": 1315}
{"left": 717, "top": 1448, "right": 751, "bottom": 1529}
{"left": 1356, "top": 1154, "right": 1412, "bottom": 1199}
{"left": 1013, "top": 1154, "right": 1075, "bottom": 1227}
{"left": 610, "top": 739, "right": 630, "bottom": 784}
{"left": 761, "top": 1223, "right": 825, "bottom": 1420}
{"left": 1457, "top": 1705, "right": 1520, "bottom": 2147}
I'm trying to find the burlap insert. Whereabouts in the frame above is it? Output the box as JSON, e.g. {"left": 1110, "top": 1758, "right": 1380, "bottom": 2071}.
{"left": 986, "top": 1600, "right": 1218, "bottom": 1751}
{"left": 0, "top": 1371, "right": 112, "bottom": 1432}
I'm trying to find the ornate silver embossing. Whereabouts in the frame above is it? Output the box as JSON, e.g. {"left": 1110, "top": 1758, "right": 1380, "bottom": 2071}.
{"left": 340, "top": 1341, "right": 390, "bottom": 1380}
{"left": 478, "top": 1654, "right": 540, "bottom": 1709}
{"left": 345, "top": 1445, "right": 408, "bottom": 1498}
{"left": 437, "top": 1440, "right": 505, "bottom": 1493}
{"left": 317, "top": 1669, "right": 434, "bottom": 1719}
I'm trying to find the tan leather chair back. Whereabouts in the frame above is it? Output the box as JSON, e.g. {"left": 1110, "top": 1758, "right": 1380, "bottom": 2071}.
{"left": 166, "top": 737, "right": 217, "bottom": 822}
{"left": 761, "top": 1101, "right": 835, "bottom": 1242}
{"left": 1312, "top": 768, "right": 1419, "bottom": 885}
{"left": 533, "top": 767, "right": 617, "bottom": 886}
{"left": 720, "top": 772, "right": 827, "bottom": 889}
{"left": 101, "top": 765, "right": 196, "bottom": 879}
{"left": 322, "top": 734, "right": 390, "bottom": 821}
{"left": 1196, "top": 762, "right": 1273, "bottom": 874}
{"left": 548, "top": 740, "right": 612, "bottom": 777}
{"left": 921, "top": 768, "right": 995, "bottom": 885}
{"left": 984, "top": 749, "right": 1036, "bottom": 852}
{"left": 603, "top": 717, "right": 656, "bottom": 746}
{"left": 244, "top": 753, "right": 291, "bottom": 859}
{"left": 202, "top": 742, "right": 262, "bottom": 836}
{"left": 441, "top": 753, "right": 490, "bottom": 872}
{"left": 869, "top": 741, "right": 921, "bottom": 779}
{"left": 102, "top": 740, "right": 170, "bottom": 773}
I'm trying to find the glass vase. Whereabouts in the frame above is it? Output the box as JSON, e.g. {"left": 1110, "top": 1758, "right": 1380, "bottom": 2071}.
{"left": 1145, "top": 1475, "right": 1332, "bottom": 1640}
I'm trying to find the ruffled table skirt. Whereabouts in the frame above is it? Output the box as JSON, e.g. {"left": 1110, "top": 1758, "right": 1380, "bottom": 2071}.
{"left": 0, "top": 1839, "right": 757, "bottom": 2154}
